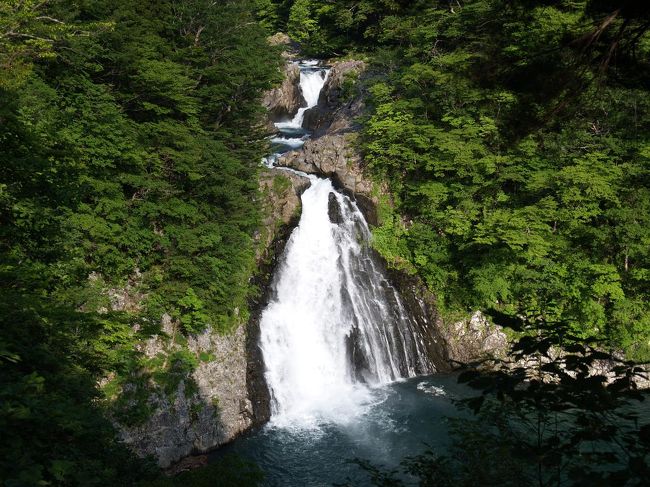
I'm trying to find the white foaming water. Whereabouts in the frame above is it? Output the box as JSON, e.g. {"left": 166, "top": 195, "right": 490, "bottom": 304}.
{"left": 270, "top": 136, "right": 307, "bottom": 150}
{"left": 275, "top": 65, "right": 329, "bottom": 131}
{"left": 417, "top": 382, "right": 447, "bottom": 397}
{"left": 260, "top": 178, "right": 433, "bottom": 429}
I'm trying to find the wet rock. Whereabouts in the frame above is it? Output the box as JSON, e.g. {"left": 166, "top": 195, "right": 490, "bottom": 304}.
{"left": 303, "top": 60, "right": 366, "bottom": 135}
{"left": 256, "top": 169, "right": 310, "bottom": 259}
{"left": 385, "top": 268, "right": 451, "bottom": 372}
{"left": 328, "top": 192, "right": 343, "bottom": 224}
{"left": 276, "top": 134, "right": 380, "bottom": 225}
{"left": 346, "top": 326, "right": 374, "bottom": 383}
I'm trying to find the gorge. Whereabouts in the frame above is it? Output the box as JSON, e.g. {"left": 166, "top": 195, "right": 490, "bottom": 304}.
{"left": 260, "top": 61, "right": 437, "bottom": 428}
{"left": 221, "top": 59, "right": 468, "bottom": 486}
{"left": 3, "top": 2, "right": 649, "bottom": 485}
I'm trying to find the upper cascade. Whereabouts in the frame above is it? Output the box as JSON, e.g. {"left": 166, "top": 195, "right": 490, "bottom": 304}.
{"left": 267, "top": 61, "right": 329, "bottom": 166}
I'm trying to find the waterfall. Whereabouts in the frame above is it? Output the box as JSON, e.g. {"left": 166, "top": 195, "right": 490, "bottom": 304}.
{"left": 260, "top": 179, "right": 433, "bottom": 428}
{"left": 260, "top": 60, "right": 433, "bottom": 429}
{"left": 275, "top": 62, "right": 329, "bottom": 132}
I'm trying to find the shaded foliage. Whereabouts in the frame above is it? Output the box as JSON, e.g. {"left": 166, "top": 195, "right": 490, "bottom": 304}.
{"left": 262, "top": 0, "right": 650, "bottom": 360}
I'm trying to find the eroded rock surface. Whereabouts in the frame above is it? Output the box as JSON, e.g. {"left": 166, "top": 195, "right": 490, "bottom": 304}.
{"left": 263, "top": 62, "right": 303, "bottom": 121}
{"left": 117, "top": 323, "right": 252, "bottom": 468}
{"left": 444, "top": 311, "right": 509, "bottom": 364}
{"left": 303, "top": 60, "right": 366, "bottom": 135}
{"left": 256, "top": 168, "right": 311, "bottom": 258}
{"left": 276, "top": 134, "right": 380, "bottom": 224}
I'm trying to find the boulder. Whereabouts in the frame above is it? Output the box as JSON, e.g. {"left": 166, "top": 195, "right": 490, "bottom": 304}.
{"left": 303, "top": 60, "right": 366, "bottom": 135}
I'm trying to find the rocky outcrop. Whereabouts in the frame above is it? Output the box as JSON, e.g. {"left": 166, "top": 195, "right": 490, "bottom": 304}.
{"left": 247, "top": 169, "right": 311, "bottom": 429}
{"left": 303, "top": 60, "right": 366, "bottom": 136}
{"left": 277, "top": 134, "right": 380, "bottom": 225}
{"left": 256, "top": 168, "right": 311, "bottom": 258}
{"left": 263, "top": 62, "right": 303, "bottom": 121}
{"left": 443, "top": 312, "right": 509, "bottom": 364}
{"left": 117, "top": 319, "right": 253, "bottom": 469}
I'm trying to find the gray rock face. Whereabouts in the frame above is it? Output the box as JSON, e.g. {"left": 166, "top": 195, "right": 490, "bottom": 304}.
{"left": 257, "top": 168, "right": 310, "bottom": 256}
{"left": 276, "top": 134, "right": 380, "bottom": 225}
{"left": 263, "top": 62, "right": 303, "bottom": 121}
{"left": 444, "top": 311, "right": 509, "bottom": 364}
{"left": 303, "top": 60, "right": 366, "bottom": 136}
{"left": 117, "top": 325, "right": 252, "bottom": 468}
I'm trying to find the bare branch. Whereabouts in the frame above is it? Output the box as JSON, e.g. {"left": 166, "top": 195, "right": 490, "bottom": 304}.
{"left": 35, "top": 16, "right": 65, "bottom": 25}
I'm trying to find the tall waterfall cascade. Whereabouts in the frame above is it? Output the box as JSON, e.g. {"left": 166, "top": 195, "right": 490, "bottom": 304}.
{"left": 261, "top": 61, "right": 434, "bottom": 428}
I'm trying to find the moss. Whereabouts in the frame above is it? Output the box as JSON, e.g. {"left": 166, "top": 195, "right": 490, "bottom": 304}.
{"left": 199, "top": 351, "right": 216, "bottom": 362}
{"left": 211, "top": 396, "right": 220, "bottom": 408}
{"left": 189, "top": 402, "right": 204, "bottom": 423}
{"left": 152, "top": 349, "right": 199, "bottom": 398}
{"left": 339, "top": 68, "right": 362, "bottom": 104}
{"left": 106, "top": 373, "right": 155, "bottom": 427}
{"left": 370, "top": 193, "right": 416, "bottom": 273}
{"left": 184, "top": 377, "right": 199, "bottom": 399}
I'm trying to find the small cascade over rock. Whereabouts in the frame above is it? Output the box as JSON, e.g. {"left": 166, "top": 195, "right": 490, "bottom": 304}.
{"left": 266, "top": 61, "right": 329, "bottom": 166}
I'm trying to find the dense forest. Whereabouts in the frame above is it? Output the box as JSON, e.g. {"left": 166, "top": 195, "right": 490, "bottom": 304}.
{"left": 1, "top": 0, "right": 278, "bottom": 484}
{"left": 2, "top": 0, "right": 649, "bottom": 485}
{"left": 258, "top": 0, "right": 650, "bottom": 361}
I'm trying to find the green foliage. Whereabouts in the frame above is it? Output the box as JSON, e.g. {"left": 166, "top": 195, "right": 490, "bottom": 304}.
{"left": 178, "top": 288, "right": 210, "bottom": 335}
{"left": 0, "top": 294, "right": 160, "bottom": 485}
{"left": 152, "top": 349, "right": 200, "bottom": 399}
{"left": 339, "top": 0, "right": 650, "bottom": 358}
{"left": 140, "top": 454, "right": 264, "bottom": 487}
{"left": 1, "top": 0, "right": 279, "bottom": 484}
{"left": 267, "top": 0, "right": 650, "bottom": 357}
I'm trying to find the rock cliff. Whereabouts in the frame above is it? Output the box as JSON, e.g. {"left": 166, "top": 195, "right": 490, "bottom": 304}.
{"left": 116, "top": 316, "right": 253, "bottom": 468}
{"left": 262, "top": 62, "right": 303, "bottom": 122}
